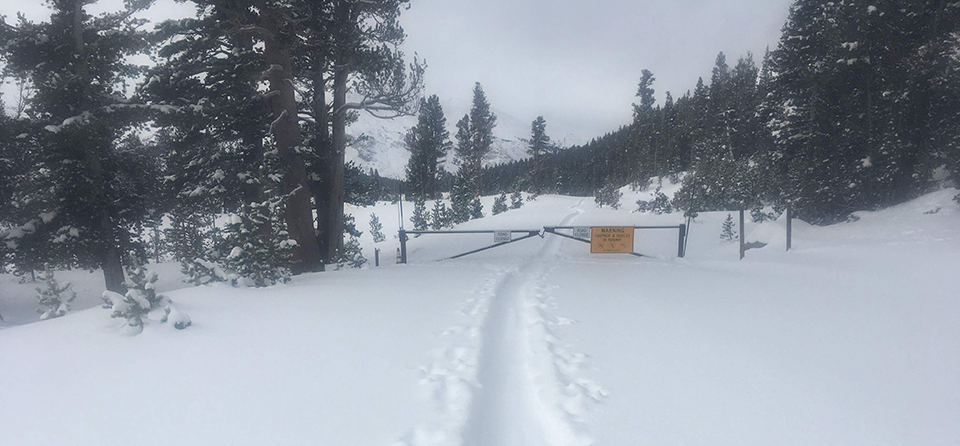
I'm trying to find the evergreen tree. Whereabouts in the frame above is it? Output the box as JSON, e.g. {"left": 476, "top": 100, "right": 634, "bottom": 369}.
{"left": 493, "top": 193, "right": 508, "bottom": 215}
{"left": 145, "top": 0, "right": 323, "bottom": 273}
{"left": 528, "top": 116, "right": 550, "bottom": 194}
{"left": 510, "top": 189, "right": 524, "bottom": 209}
{"left": 411, "top": 197, "right": 429, "bottom": 231}
{"left": 36, "top": 266, "right": 76, "bottom": 320}
{"left": 222, "top": 200, "right": 293, "bottom": 288}
{"left": 124, "top": 266, "right": 169, "bottom": 309}
{"left": 369, "top": 213, "right": 385, "bottom": 243}
{"left": 430, "top": 200, "right": 451, "bottom": 230}
{"left": 2, "top": 0, "right": 158, "bottom": 292}
{"left": 453, "top": 83, "right": 497, "bottom": 212}
{"left": 595, "top": 184, "right": 622, "bottom": 209}
{"left": 405, "top": 95, "right": 451, "bottom": 200}
{"left": 720, "top": 214, "right": 738, "bottom": 242}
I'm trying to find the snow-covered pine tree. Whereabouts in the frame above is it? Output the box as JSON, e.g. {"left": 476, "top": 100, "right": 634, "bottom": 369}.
{"left": 2, "top": 0, "right": 159, "bottom": 293}
{"left": 222, "top": 199, "right": 294, "bottom": 288}
{"left": 470, "top": 198, "right": 484, "bottom": 220}
{"left": 449, "top": 174, "right": 473, "bottom": 224}
{"left": 36, "top": 266, "right": 76, "bottom": 320}
{"left": 336, "top": 214, "right": 366, "bottom": 269}
{"left": 510, "top": 189, "right": 524, "bottom": 209}
{"left": 721, "top": 213, "right": 738, "bottom": 242}
{"left": 528, "top": 116, "right": 550, "bottom": 194}
{"left": 411, "top": 197, "right": 429, "bottom": 231}
{"left": 101, "top": 289, "right": 150, "bottom": 336}
{"left": 124, "top": 266, "right": 169, "bottom": 309}
{"left": 493, "top": 193, "right": 508, "bottom": 215}
{"left": 595, "top": 184, "right": 622, "bottom": 209}
{"left": 431, "top": 201, "right": 451, "bottom": 230}
{"left": 369, "top": 213, "right": 385, "bottom": 243}
{"left": 405, "top": 95, "right": 451, "bottom": 201}
{"left": 145, "top": 0, "right": 322, "bottom": 274}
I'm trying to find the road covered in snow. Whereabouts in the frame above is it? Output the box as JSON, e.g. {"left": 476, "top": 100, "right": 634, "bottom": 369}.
{"left": 2, "top": 188, "right": 959, "bottom": 446}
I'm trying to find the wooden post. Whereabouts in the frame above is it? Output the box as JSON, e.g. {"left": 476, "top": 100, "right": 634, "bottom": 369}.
{"left": 399, "top": 229, "right": 408, "bottom": 264}
{"left": 786, "top": 203, "right": 793, "bottom": 252}
{"left": 375, "top": 248, "right": 380, "bottom": 267}
{"left": 678, "top": 224, "right": 687, "bottom": 258}
{"left": 739, "top": 207, "right": 745, "bottom": 260}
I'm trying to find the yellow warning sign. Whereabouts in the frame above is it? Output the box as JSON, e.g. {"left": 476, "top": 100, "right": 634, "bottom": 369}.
{"left": 591, "top": 227, "right": 635, "bottom": 253}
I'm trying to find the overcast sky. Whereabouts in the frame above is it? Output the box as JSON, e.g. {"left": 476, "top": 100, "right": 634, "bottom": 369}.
{"left": 1, "top": 0, "right": 793, "bottom": 141}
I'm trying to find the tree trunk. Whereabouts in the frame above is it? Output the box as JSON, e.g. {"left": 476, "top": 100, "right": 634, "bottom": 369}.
{"left": 312, "top": 69, "right": 333, "bottom": 266}
{"left": 74, "top": 0, "right": 125, "bottom": 293}
{"left": 263, "top": 15, "right": 323, "bottom": 274}
{"left": 325, "top": 65, "right": 349, "bottom": 261}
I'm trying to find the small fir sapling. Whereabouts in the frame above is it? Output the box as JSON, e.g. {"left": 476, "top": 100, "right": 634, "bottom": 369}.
{"left": 125, "top": 266, "right": 169, "bottom": 308}
{"left": 635, "top": 183, "right": 672, "bottom": 214}
{"left": 411, "top": 197, "right": 429, "bottom": 231}
{"left": 222, "top": 201, "right": 294, "bottom": 287}
{"left": 469, "top": 197, "right": 484, "bottom": 219}
{"left": 510, "top": 189, "right": 524, "bottom": 209}
{"left": 337, "top": 214, "right": 367, "bottom": 269}
{"left": 101, "top": 290, "right": 151, "bottom": 335}
{"left": 431, "top": 201, "right": 451, "bottom": 229}
{"left": 36, "top": 266, "right": 76, "bottom": 320}
{"left": 369, "top": 213, "right": 386, "bottom": 243}
{"left": 595, "top": 184, "right": 622, "bottom": 209}
{"left": 493, "top": 193, "right": 508, "bottom": 215}
{"left": 721, "top": 213, "right": 739, "bottom": 242}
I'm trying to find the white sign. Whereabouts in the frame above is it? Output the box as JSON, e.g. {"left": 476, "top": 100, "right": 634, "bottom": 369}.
{"left": 494, "top": 231, "right": 512, "bottom": 243}
{"left": 573, "top": 227, "right": 591, "bottom": 239}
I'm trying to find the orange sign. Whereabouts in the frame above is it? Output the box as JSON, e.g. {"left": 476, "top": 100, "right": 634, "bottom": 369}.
{"left": 590, "top": 227, "right": 635, "bottom": 253}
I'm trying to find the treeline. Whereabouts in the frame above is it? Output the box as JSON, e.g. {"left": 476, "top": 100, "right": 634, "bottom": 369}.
{"left": 0, "top": 0, "right": 422, "bottom": 290}
{"left": 485, "top": 0, "right": 960, "bottom": 224}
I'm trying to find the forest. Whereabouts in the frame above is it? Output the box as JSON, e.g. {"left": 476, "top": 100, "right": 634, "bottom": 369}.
{"left": 482, "top": 1, "right": 960, "bottom": 225}
{"left": 2, "top": 0, "right": 959, "bottom": 292}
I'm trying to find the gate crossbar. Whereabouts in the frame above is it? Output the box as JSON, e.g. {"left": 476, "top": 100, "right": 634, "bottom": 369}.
{"left": 398, "top": 229, "right": 542, "bottom": 263}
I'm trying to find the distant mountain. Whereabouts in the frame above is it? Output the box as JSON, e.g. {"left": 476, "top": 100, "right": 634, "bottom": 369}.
{"left": 345, "top": 97, "right": 586, "bottom": 179}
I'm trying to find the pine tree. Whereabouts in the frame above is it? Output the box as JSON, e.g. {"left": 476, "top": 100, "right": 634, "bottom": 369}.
{"left": 528, "top": 116, "right": 550, "bottom": 194}
{"left": 2, "top": 0, "right": 159, "bottom": 293}
{"left": 308, "top": 0, "right": 425, "bottom": 266}
{"left": 336, "top": 213, "right": 366, "bottom": 269}
{"left": 721, "top": 214, "right": 738, "bottom": 242}
{"left": 470, "top": 198, "right": 484, "bottom": 220}
{"left": 405, "top": 95, "right": 451, "bottom": 200}
{"left": 101, "top": 289, "right": 150, "bottom": 336}
{"left": 453, "top": 83, "right": 497, "bottom": 211}
{"left": 369, "top": 213, "right": 385, "bottom": 243}
{"left": 124, "top": 266, "right": 169, "bottom": 309}
{"left": 145, "top": 0, "right": 323, "bottom": 273}
{"left": 411, "top": 197, "right": 429, "bottom": 231}
{"left": 36, "top": 266, "right": 76, "bottom": 321}
{"left": 449, "top": 172, "right": 474, "bottom": 224}
{"left": 510, "top": 189, "right": 524, "bottom": 209}
{"left": 430, "top": 200, "right": 451, "bottom": 229}
{"left": 222, "top": 200, "right": 294, "bottom": 288}
{"left": 595, "top": 184, "right": 622, "bottom": 209}
{"left": 493, "top": 193, "right": 508, "bottom": 215}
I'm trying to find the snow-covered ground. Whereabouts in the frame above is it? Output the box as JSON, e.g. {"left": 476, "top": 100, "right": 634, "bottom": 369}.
{"left": 2, "top": 185, "right": 958, "bottom": 446}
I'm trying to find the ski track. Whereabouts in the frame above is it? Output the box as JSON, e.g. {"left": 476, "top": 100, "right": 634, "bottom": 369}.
{"left": 397, "top": 200, "right": 606, "bottom": 446}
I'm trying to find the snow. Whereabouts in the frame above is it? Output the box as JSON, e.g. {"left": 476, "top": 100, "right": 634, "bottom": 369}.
{"left": 1, "top": 187, "right": 959, "bottom": 445}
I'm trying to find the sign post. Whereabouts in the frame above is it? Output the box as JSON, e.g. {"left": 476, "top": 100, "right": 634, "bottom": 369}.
{"left": 590, "top": 227, "right": 635, "bottom": 254}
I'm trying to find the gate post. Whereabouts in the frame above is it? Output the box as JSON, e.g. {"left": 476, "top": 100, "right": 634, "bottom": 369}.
{"left": 399, "top": 229, "right": 408, "bottom": 264}
{"left": 678, "top": 224, "right": 687, "bottom": 258}
{"left": 786, "top": 203, "right": 793, "bottom": 252}
{"left": 739, "top": 207, "right": 746, "bottom": 260}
